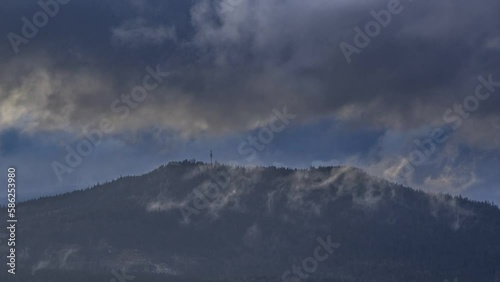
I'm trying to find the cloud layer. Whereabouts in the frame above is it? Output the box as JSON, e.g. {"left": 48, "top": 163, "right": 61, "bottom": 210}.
{"left": 1, "top": 0, "right": 499, "bottom": 201}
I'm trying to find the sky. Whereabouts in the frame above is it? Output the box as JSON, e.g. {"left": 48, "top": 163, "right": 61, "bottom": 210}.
{"left": 0, "top": 0, "right": 499, "bottom": 204}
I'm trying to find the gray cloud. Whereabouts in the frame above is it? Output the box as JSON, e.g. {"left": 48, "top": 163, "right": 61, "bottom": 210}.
{"left": 1, "top": 0, "right": 498, "bottom": 142}
{"left": 1, "top": 0, "right": 500, "bottom": 198}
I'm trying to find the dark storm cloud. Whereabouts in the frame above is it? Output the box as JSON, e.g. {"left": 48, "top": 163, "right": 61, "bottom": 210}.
{"left": 1, "top": 0, "right": 500, "bottom": 197}
{"left": 1, "top": 0, "right": 499, "bottom": 140}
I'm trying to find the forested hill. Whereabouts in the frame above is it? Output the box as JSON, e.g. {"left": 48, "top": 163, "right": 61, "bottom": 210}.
{"left": 2, "top": 161, "right": 500, "bottom": 282}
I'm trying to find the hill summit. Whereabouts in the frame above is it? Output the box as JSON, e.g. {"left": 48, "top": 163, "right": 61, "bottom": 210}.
{"left": 2, "top": 161, "right": 500, "bottom": 281}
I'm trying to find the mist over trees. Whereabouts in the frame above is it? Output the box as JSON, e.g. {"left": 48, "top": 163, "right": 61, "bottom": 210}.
{"left": 1, "top": 161, "right": 500, "bottom": 281}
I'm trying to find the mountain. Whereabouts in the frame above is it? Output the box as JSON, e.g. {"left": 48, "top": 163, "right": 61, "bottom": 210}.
{"left": 1, "top": 160, "right": 500, "bottom": 281}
